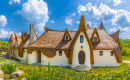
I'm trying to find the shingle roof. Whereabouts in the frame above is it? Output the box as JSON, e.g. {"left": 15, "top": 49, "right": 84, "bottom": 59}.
{"left": 14, "top": 33, "right": 22, "bottom": 46}
{"left": 29, "top": 30, "right": 77, "bottom": 49}
{"left": 99, "top": 22, "right": 106, "bottom": 31}
{"left": 18, "top": 34, "right": 30, "bottom": 48}
{"left": 9, "top": 34, "right": 15, "bottom": 47}
{"left": 28, "top": 25, "right": 122, "bottom": 63}
{"left": 109, "top": 30, "right": 120, "bottom": 40}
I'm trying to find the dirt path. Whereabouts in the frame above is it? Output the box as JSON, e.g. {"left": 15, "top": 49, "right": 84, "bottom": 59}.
{"left": 123, "top": 61, "right": 130, "bottom": 63}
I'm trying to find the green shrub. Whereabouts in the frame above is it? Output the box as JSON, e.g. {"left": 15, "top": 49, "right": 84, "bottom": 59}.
{"left": 1, "top": 61, "right": 17, "bottom": 74}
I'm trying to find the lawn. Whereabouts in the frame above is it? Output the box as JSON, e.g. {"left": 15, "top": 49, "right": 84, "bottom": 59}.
{"left": 7, "top": 63, "right": 130, "bottom": 80}
{"left": 0, "top": 58, "right": 130, "bottom": 80}
{"left": 122, "top": 55, "right": 130, "bottom": 61}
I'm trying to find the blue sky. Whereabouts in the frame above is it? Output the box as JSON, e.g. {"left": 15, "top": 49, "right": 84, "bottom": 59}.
{"left": 0, "top": 0, "right": 130, "bottom": 41}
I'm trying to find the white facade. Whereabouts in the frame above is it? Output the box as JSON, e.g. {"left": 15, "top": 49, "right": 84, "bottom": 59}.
{"left": 28, "top": 51, "right": 39, "bottom": 64}
{"left": 41, "top": 51, "right": 68, "bottom": 66}
{"left": 71, "top": 31, "right": 91, "bottom": 68}
{"left": 17, "top": 49, "right": 28, "bottom": 60}
{"left": 93, "top": 50, "right": 119, "bottom": 66}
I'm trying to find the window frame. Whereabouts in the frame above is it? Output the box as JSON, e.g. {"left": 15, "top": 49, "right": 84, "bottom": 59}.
{"left": 94, "top": 37, "right": 97, "bottom": 42}
{"left": 59, "top": 51, "right": 62, "bottom": 56}
{"left": 65, "top": 35, "right": 69, "bottom": 40}
{"left": 80, "top": 35, "right": 83, "bottom": 43}
{"left": 99, "top": 51, "right": 103, "bottom": 56}
{"left": 111, "top": 51, "right": 114, "bottom": 56}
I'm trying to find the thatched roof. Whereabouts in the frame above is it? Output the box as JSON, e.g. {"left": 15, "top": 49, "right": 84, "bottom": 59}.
{"left": 28, "top": 16, "right": 122, "bottom": 63}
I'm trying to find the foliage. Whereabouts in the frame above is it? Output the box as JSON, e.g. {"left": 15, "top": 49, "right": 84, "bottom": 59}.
{"left": 16, "top": 63, "right": 130, "bottom": 80}
{"left": 0, "top": 41, "right": 9, "bottom": 48}
{"left": 122, "top": 55, "right": 130, "bottom": 61}
{"left": 120, "top": 39, "right": 130, "bottom": 55}
{"left": 0, "top": 61, "right": 17, "bottom": 74}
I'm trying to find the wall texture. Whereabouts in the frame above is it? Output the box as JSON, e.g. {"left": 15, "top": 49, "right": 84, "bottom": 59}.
{"left": 41, "top": 51, "right": 68, "bottom": 66}
{"left": 93, "top": 50, "right": 119, "bottom": 66}
{"left": 71, "top": 32, "right": 91, "bottom": 68}
{"left": 18, "top": 49, "right": 27, "bottom": 60}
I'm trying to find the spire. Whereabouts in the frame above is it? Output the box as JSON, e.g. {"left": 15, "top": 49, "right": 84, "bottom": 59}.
{"left": 63, "top": 29, "right": 71, "bottom": 40}
{"left": 110, "top": 30, "right": 120, "bottom": 40}
{"left": 44, "top": 26, "right": 51, "bottom": 32}
{"left": 86, "top": 24, "right": 92, "bottom": 29}
{"left": 91, "top": 27, "right": 100, "bottom": 42}
{"left": 99, "top": 21, "right": 106, "bottom": 30}
{"left": 78, "top": 16, "right": 86, "bottom": 32}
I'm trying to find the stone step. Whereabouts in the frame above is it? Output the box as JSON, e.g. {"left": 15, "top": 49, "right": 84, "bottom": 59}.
{"left": 74, "top": 65, "right": 90, "bottom": 71}
{"left": 75, "top": 66, "right": 89, "bottom": 69}
{"left": 74, "top": 67, "right": 90, "bottom": 71}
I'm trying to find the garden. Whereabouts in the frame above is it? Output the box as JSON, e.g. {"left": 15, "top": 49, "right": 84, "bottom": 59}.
{"left": 0, "top": 57, "right": 130, "bottom": 80}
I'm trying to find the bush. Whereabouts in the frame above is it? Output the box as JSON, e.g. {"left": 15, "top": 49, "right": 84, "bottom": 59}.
{"left": 1, "top": 61, "right": 17, "bottom": 74}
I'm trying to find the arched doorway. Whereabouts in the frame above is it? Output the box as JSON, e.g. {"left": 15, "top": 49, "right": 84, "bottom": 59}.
{"left": 78, "top": 51, "right": 85, "bottom": 64}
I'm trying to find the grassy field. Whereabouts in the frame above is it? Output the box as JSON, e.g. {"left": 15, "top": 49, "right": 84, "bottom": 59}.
{"left": 122, "top": 55, "right": 130, "bottom": 61}
{"left": 2, "top": 63, "right": 129, "bottom": 80}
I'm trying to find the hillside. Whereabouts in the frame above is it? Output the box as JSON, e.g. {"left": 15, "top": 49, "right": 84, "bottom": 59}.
{"left": 0, "top": 41, "right": 9, "bottom": 48}
{"left": 120, "top": 39, "right": 130, "bottom": 55}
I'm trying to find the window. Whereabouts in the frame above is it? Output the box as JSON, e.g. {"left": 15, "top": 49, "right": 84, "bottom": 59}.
{"left": 99, "top": 51, "right": 103, "bottom": 56}
{"left": 111, "top": 51, "right": 114, "bottom": 56}
{"left": 94, "top": 37, "right": 97, "bottom": 42}
{"left": 80, "top": 35, "right": 83, "bottom": 43}
{"left": 65, "top": 35, "right": 69, "bottom": 40}
{"left": 59, "top": 51, "right": 62, "bottom": 56}
{"left": 115, "top": 41, "right": 117, "bottom": 43}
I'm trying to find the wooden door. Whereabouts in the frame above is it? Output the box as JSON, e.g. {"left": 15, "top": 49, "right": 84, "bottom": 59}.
{"left": 78, "top": 51, "right": 85, "bottom": 64}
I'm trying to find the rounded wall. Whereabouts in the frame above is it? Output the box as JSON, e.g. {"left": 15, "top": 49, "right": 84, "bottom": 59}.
{"left": 93, "top": 50, "right": 119, "bottom": 66}
{"left": 28, "top": 51, "right": 38, "bottom": 64}
{"left": 18, "top": 49, "right": 27, "bottom": 60}
{"left": 72, "top": 32, "right": 91, "bottom": 68}
{"left": 15, "top": 49, "right": 18, "bottom": 59}
{"left": 41, "top": 51, "right": 68, "bottom": 66}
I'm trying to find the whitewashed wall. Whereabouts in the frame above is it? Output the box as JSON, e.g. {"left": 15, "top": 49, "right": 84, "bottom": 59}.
{"left": 18, "top": 49, "right": 27, "bottom": 60}
{"left": 71, "top": 31, "right": 91, "bottom": 68}
{"left": 41, "top": 51, "right": 68, "bottom": 66}
{"left": 93, "top": 50, "right": 119, "bottom": 66}
{"left": 15, "top": 49, "right": 18, "bottom": 59}
{"left": 28, "top": 51, "right": 39, "bottom": 64}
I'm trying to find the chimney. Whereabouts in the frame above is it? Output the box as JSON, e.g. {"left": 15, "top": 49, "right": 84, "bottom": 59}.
{"left": 30, "top": 24, "right": 34, "bottom": 43}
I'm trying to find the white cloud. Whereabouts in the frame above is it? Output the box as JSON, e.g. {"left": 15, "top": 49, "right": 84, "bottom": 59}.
{"left": 14, "top": 0, "right": 49, "bottom": 33}
{"left": 110, "top": 28, "right": 117, "bottom": 32}
{"left": 113, "top": 0, "right": 122, "bottom": 6}
{"left": 0, "top": 15, "right": 7, "bottom": 27}
{"left": 110, "top": 27, "right": 130, "bottom": 39}
{"left": 87, "top": 21, "right": 91, "bottom": 27}
{"left": 65, "top": 12, "right": 76, "bottom": 26}
{"left": 0, "top": 29, "right": 21, "bottom": 39}
{"left": 77, "top": 3, "right": 130, "bottom": 28}
{"left": 51, "top": 20, "right": 55, "bottom": 23}
{"left": 9, "top": 0, "right": 20, "bottom": 5}
{"left": 77, "top": 21, "right": 79, "bottom": 24}
{"left": 74, "top": 29, "right": 77, "bottom": 31}
{"left": 110, "top": 27, "right": 129, "bottom": 33}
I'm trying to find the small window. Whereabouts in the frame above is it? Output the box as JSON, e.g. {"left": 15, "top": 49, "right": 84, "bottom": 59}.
{"left": 99, "top": 51, "right": 103, "bottom": 56}
{"left": 59, "top": 51, "right": 62, "bottom": 56}
{"left": 80, "top": 35, "right": 83, "bottom": 43}
{"left": 94, "top": 37, "right": 97, "bottom": 42}
{"left": 115, "top": 41, "right": 117, "bottom": 43}
{"left": 111, "top": 51, "right": 114, "bottom": 56}
{"left": 65, "top": 35, "right": 69, "bottom": 40}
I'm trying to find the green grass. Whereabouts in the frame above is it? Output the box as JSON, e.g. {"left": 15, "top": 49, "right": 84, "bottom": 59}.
{"left": 122, "top": 55, "right": 130, "bottom": 61}
{"left": 1, "top": 59, "right": 130, "bottom": 80}
{"left": 0, "top": 61, "right": 17, "bottom": 74}
{"left": 16, "top": 63, "right": 130, "bottom": 80}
